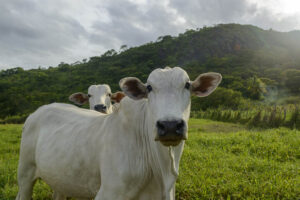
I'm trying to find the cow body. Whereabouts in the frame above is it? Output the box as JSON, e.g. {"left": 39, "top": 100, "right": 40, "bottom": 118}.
{"left": 16, "top": 67, "right": 221, "bottom": 200}
{"left": 18, "top": 100, "right": 180, "bottom": 199}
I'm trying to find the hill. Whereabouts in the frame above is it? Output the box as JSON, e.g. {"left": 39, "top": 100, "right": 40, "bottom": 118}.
{"left": 1, "top": 23, "right": 300, "bottom": 118}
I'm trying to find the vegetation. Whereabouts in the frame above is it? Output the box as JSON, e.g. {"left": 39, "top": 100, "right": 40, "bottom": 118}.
{"left": 177, "top": 119, "right": 300, "bottom": 199}
{"left": 1, "top": 24, "right": 300, "bottom": 121}
{"left": 1, "top": 119, "right": 299, "bottom": 199}
{"left": 191, "top": 104, "right": 300, "bottom": 129}
{"left": 0, "top": 124, "right": 52, "bottom": 199}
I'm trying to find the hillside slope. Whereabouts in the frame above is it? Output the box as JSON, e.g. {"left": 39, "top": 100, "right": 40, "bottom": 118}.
{"left": 1, "top": 24, "right": 300, "bottom": 118}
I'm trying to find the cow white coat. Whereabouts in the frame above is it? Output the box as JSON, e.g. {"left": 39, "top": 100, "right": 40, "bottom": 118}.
{"left": 16, "top": 67, "right": 221, "bottom": 200}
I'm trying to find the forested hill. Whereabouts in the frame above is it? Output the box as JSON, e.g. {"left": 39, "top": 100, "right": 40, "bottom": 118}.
{"left": 1, "top": 23, "right": 300, "bottom": 118}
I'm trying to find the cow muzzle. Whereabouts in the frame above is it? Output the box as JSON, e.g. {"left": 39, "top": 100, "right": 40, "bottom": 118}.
{"left": 94, "top": 104, "right": 107, "bottom": 114}
{"left": 155, "top": 119, "right": 187, "bottom": 146}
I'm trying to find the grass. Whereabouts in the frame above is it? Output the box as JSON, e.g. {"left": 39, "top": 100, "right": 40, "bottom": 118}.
{"left": 177, "top": 119, "right": 300, "bottom": 199}
{"left": 0, "top": 125, "right": 52, "bottom": 199}
{"left": 0, "top": 120, "right": 300, "bottom": 199}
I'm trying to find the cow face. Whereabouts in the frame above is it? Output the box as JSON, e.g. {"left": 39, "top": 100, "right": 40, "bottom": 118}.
{"left": 120, "top": 67, "right": 222, "bottom": 146}
{"left": 87, "top": 85, "right": 113, "bottom": 113}
{"left": 69, "top": 84, "right": 114, "bottom": 114}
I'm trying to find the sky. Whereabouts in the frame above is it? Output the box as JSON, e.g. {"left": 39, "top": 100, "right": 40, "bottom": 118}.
{"left": 0, "top": 0, "right": 300, "bottom": 70}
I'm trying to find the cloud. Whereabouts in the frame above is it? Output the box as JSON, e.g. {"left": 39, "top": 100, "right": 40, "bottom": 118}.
{"left": 0, "top": 0, "right": 299, "bottom": 70}
{"left": 89, "top": 0, "right": 185, "bottom": 50}
{"left": 0, "top": 0, "right": 89, "bottom": 69}
{"left": 168, "top": 0, "right": 300, "bottom": 31}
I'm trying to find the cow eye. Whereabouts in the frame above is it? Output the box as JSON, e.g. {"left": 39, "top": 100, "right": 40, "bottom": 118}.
{"left": 88, "top": 94, "right": 92, "bottom": 98}
{"left": 147, "top": 85, "right": 152, "bottom": 92}
{"left": 185, "top": 82, "right": 190, "bottom": 90}
{"left": 108, "top": 93, "right": 111, "bottom": 97}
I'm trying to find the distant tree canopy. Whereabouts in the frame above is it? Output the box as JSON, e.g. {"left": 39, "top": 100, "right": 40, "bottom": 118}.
{"left": 191, "top": 88, "right": 247, "bottom": 110}
{"left": 283, "top": 69, "right": 300, "bottom": 93}
{"left": 1, "top": 24, "right": 300, "bottom": 118}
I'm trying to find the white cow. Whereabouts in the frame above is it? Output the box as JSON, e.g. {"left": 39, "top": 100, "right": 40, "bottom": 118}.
{"left": 69, "top": 84, "right": 125, "bottom": 113}
{"left": 16, "top": 67, "right": 221, "bottom": 200}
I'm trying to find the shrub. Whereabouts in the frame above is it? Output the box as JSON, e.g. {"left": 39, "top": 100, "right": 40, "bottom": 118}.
{"left": 0, "top": 114, "right": 28, "bottom": 124}
{"left": 191, "top": 87, "right": 246, "bottom": 111}
{"left": 287, "top": 106, "right": 299, "bottom": 129}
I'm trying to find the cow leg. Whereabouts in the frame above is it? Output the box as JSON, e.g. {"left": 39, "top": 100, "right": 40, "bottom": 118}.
{"left": 94, "top": 188, "right": 119, "bottom": 200}
{"left": 53, "top": 191, "right": 66, "bottom": 200}
{"left": 94, "top": 185, "right": 135, "bottom": 200}
{"left": 15, "top": 164, "right": 37, "bottom": 200}
{"left": 53, "top": 191, "right": 92, "bottom": 200}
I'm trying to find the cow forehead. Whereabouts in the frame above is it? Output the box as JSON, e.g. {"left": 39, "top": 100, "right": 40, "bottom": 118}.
{"left": 147, "top": 67, "right": 190, "bottom": 87}
{"left": 88, "top": 85, "right": 111, "bottom": 95}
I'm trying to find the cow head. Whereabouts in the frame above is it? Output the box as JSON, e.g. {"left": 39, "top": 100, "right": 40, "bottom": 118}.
{"left": 69, "top": 85, "right": 125, "bottom": 114}
{"left": 120, "top": 67, "right": 221, "bottom": 146}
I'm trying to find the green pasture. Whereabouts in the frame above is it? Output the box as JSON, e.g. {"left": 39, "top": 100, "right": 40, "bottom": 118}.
{"left": 0, "top": 119, "right": 299, "bottom": 199}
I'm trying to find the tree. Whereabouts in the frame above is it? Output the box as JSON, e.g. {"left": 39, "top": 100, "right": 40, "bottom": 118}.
{"left": 283, "top": 69, "right": 300, "bottom": 93}
{"left": 245, "top": 76, "right": 267, "bottom": 100}
{"left": 119, "top": 45, "right": 128, "bottom": 52}
{"left": 191, "top": 87, "right": 246, "bottom": 110}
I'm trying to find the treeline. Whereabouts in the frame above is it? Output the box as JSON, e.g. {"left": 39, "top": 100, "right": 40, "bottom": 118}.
{"left": 1, "top": 24, "right": 300, "bottom": 120}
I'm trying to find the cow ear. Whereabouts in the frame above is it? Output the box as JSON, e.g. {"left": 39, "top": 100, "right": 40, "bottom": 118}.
{"left": 111, "top": 91, "right": 126, "bottom": 103}
{"left": 69, "top": 92, "right": 89, "bottom": 105}
{"left": 119, "top": 77, "right": 147, "bottom": 100}
{"left": 191, "top": 72, "right": 222, "bottom": 97}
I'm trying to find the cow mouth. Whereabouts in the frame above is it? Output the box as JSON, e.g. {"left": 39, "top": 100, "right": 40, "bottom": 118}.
{"left": 155, "top": 138, "right": 183, "bottom": 146}
{"left": 97, "top": 110, "right": 107, "bottom": 114}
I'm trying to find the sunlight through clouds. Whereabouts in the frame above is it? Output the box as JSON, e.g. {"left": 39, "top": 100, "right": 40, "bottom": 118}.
{"left": 247, "top": 0, "right": 300, "bottom": 16}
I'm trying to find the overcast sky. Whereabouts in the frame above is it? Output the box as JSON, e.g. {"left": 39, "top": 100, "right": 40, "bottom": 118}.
{"left": 1, "top": 0, "right": 300, "bottom": 70}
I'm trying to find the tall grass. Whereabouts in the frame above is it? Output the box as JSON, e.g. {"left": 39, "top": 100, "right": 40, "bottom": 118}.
{"left": 191, "top": 104, "right": 300, "bottom": 129}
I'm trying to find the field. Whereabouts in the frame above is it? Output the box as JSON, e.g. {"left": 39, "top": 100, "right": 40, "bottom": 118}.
{"left": 0, "top": 119, "right": 299, "bottom": 200}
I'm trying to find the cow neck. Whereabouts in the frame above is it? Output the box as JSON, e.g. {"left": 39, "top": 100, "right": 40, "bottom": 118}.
{"left": 120, "top": 97, "right": 182, "bottom": 198}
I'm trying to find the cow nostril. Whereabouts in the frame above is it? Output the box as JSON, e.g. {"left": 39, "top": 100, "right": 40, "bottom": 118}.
{"left": 156, "top": 121, "right": 165, "bottom": 130}
{"left": 156, "top": 121, "right": 166, "bottom": 136}
{"left": 176, "top": 120, "right": 185, "bottom": 135}
{"left": 176, "top": 120, "right": 184, "bottom": 129}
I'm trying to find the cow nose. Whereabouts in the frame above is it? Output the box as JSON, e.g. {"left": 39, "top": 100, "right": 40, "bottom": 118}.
{"left": 94, "top": 104, "right": 107, "bottom": 112}
{"left": 156, "top": 119, "right": 185, "bottom": 136}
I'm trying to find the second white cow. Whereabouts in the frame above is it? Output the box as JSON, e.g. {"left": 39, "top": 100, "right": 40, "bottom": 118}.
{"left": 69, "top": 84, "right": 125, "bottom": 113}
{"left": 16, "top": 67, "right": 221, "bottom": 200}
